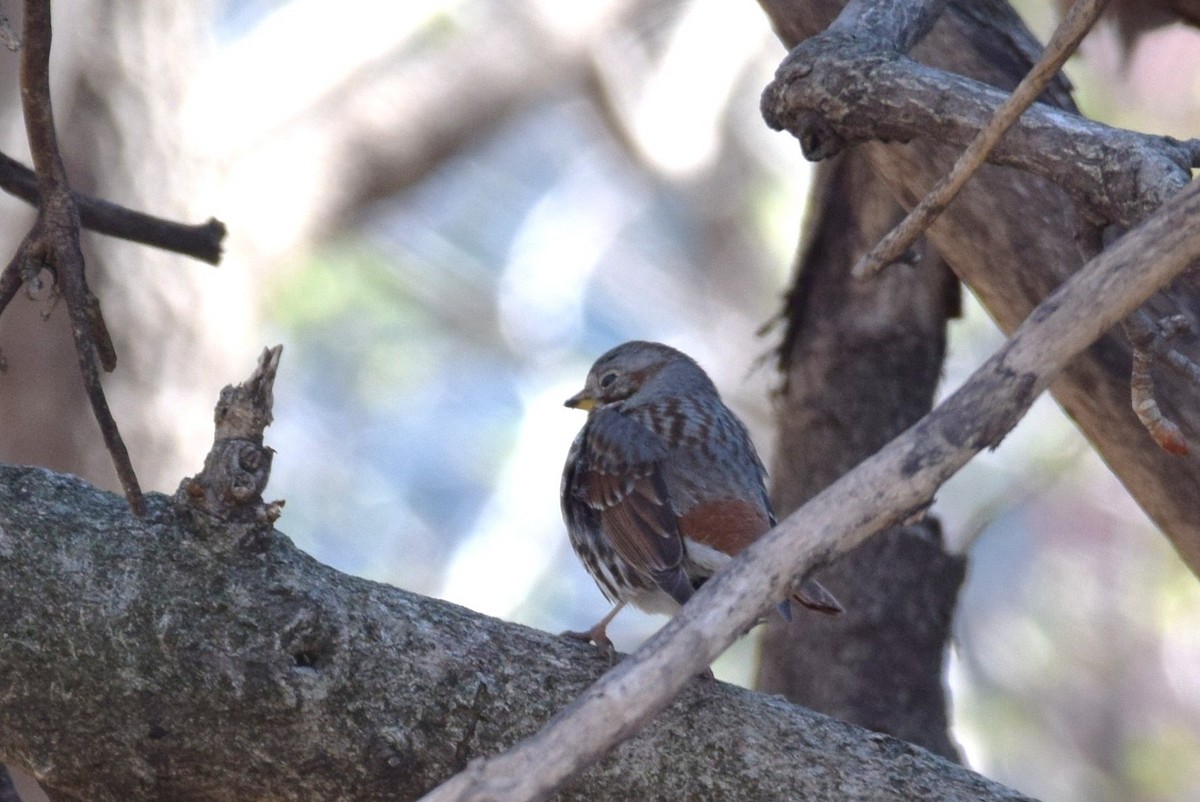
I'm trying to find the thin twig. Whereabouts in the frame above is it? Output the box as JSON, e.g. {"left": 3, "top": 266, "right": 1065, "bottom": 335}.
{"left": 1127, "top": 310, "right": 1200, "bottom": 384}
{"left": 420, "top": 150, "right": 1200, "bottom": 802}
{"left": 1126, "top": 311, "right": 1192, "bottom": 455}
{"left": 10, "top": 0, "right": 144, "bottom": 514}
{"left": 0, "top": 152, "right": 225, "bottom": 264}
{"left": 851, "top": 0, "right": 1111, "bottom": 278}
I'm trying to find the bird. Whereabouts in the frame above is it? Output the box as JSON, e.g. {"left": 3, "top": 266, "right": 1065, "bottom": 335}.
{"left": 560, "top": 340, "right": 842, "bottom": 648}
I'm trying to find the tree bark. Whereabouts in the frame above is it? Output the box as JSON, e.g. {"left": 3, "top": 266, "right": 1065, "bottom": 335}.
{"left": 0, "top": 464, "right": 1028, "bottom": 802}
{"left": 757, "top": 149, "right": 964, "bottom": 761}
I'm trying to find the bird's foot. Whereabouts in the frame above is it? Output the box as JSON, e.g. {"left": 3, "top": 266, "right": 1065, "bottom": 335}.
{"left": 561, "top": 625, "right": 618, "bottom": 662}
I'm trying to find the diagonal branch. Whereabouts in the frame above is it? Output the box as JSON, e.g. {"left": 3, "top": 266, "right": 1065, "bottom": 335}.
{"left": 852, "top": 0, "right": 1111, "bottom": 277}
{"left": 759, "top": 0, "right": 1200, "bottom": 575}
{"left": 3, "top": 0, "right": 144, "bottom": 513}
{"left": 421, "top": 151, "right": 1200, "bottom": 801}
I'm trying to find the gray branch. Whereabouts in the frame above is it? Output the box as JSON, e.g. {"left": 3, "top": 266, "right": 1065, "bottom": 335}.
{"left": 0, "top": 464, "right": 1026, "bottom": 802}
{"left": 760, "top": 30, "right": 1194, "bottom": 228}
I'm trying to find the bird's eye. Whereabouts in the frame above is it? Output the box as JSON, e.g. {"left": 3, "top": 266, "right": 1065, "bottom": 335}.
{"left": 599, "top": 372, "right": 618, "bottom": 388}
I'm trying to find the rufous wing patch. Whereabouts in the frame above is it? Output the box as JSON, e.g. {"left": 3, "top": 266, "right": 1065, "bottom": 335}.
{"left": 677, "top": 498, "right": 770, "bottom": 556}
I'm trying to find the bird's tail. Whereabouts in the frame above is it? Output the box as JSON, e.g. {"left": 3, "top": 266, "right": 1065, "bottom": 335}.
{"left": 777, "top": 577, "right": 844, "bottom": 621}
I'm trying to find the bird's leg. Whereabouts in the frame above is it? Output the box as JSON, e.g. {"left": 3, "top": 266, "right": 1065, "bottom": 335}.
{"left": 561, "top": 601, "right": 625, "bottom": 652}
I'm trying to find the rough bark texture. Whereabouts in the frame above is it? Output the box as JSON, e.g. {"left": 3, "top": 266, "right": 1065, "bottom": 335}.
{"left": 757, "top": 152, "right": 964, "bottom": 760}
{"left": 761, "top": 34, "right": 1190, "bottom": 229}
{"left": 0, "top": 464, "right": 1029, "bottom": 802}
{"left": 757, "top": 0, "right": 1200, "bottom": 576}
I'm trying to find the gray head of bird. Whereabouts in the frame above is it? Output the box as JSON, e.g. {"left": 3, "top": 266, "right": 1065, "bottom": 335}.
{"left": 564, "top": 341, "right": 716, "bottom": 412}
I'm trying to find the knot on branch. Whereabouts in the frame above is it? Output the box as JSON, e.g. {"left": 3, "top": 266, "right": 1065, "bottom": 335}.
{"left": 760, "top": 36, "right": 890, "bottom": 162}
{"left": 176, "top": 345, "right": 285, "bottom": 525}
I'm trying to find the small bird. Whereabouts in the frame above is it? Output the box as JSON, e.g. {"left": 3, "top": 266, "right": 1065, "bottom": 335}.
{"left": 561, "top": 340, "right": 841, "bottom": 647}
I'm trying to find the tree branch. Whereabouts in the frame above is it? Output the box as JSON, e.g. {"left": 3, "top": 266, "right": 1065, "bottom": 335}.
{"left": 422, "top": 142, "right": 1200, "bottom": 801}
{"left": 760, "top": 18, "right": 1195, "bottom": 229}
{"left": 2, "top": 0, "right": 144, "bottom": 513}
{"left": 757, "top": 0, "right": 1200, "bottom": 577}
{"left": 852, "top": 0, "right": 1111, "bottom": 277}
{"left": 826, "top": 0, "right": 950, "bottom": 50}
{"left": 759, "top": 151, "right": 962, "bottom": 759}
{"left": 0, "top": 151, "right": 225, "bottom": 265}
{"left": 0, "top": 459, "right": 1028, "bottom": 802}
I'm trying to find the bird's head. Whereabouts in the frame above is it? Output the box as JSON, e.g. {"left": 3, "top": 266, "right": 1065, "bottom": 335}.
{"left": 564, "top": 341, "right": 712, "bottom": 412}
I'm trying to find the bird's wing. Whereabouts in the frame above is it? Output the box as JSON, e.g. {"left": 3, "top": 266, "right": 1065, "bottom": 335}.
{"left": 661, "top": 409, "right": 775, "bottom": 559}
{"left": 570, "top": 408, "right": 691, "bottom": 605}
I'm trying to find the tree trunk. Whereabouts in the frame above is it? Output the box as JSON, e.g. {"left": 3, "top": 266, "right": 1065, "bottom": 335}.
{"left": 757, "top": 148, "right": 964, "bottom": 760}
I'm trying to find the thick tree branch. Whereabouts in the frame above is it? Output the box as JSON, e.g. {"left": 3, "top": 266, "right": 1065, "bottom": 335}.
{"left": 0, "top": 462, "right": 1028, "bottom": 802}
{"left": 758, "top": 152, "right": 962, "bottom": 759}
{"left": 760, "top": 22, "right": 1195, "bottom": 230}
{"left": 826, "top": 0, "right": 950, "bottom": 50}
{"left": 853, "top": 0, "right": 1110, "bottom": 276}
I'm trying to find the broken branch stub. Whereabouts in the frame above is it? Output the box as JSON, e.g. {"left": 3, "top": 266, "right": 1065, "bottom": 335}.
{"left": 176, "top": 345, "right": 285, "bottom": 524}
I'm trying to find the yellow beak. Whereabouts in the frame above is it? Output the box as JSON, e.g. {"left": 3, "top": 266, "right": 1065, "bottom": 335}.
{"left": 564, "top": 391, "right": 596, "bottom": 411}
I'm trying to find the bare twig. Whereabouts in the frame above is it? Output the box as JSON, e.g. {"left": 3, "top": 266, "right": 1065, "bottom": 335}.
{"left": 852, "top": 0, "right": 1111, "bottom": 278}
{"left": 1126, "top": 311, "right": 1193, "bottom": 454}
{"left": 4, "top": 0, "right": 144, "bottom": 514}
{"left": 1127, "top": 310, "right": 1200, "bottom": 385}
{"left": 0, "top": 152, "right": 225, "bottom": 265}
{"left": 420, "top": 148, "right": 1200, "bottom": 802}
{"left": 1131, "top": 346, "right": 1188, "bottom": 454}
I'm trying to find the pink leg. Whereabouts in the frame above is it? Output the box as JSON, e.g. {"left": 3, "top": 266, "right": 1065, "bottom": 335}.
{"left": 561, "top": 602, "right": 625, "bottom": 651}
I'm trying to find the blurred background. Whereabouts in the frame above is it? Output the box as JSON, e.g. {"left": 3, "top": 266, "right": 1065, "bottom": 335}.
{"left": 0, "top": 2, "right": 1198, "bottom": 800}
